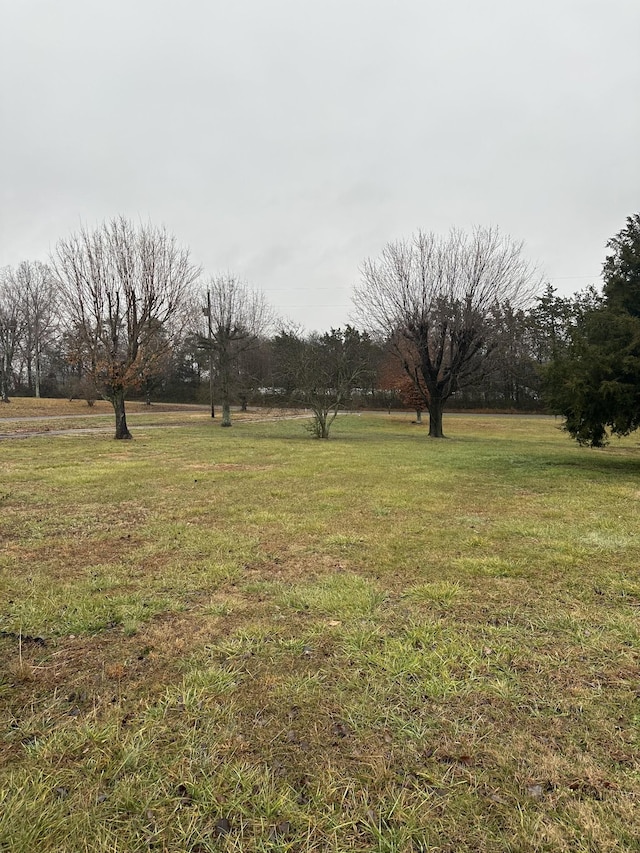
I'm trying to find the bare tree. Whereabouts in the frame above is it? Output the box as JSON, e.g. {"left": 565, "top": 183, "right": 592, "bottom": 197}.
{"left": 51, "top": 217, "right": 200, "bottom": 438}
{"left": 199, "top": 274, "right": 273, "bottom": 427}
{"left": 0, "top": 268, "right": 25, "bottom": 402}
{"left": 354, "top": 227, "right": 540, "bottom": 437}
{"left": 273, "top": 326, "right": 376, "bottom": 438}
{"left": 13, "top": 261, "right": 59, "bottom": 397}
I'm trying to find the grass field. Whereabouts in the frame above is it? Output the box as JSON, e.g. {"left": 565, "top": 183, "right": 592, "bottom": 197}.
{"left": 1, "top": 409, "right": 639, "bottom": 852}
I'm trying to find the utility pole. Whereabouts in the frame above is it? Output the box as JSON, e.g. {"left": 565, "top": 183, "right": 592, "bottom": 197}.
{"left": 206, "top": 289, "right": 215, "bottom": 418}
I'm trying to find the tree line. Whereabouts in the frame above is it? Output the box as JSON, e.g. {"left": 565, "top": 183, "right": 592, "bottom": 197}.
{"left": 1, "top": 214, "right": 638, "bottom": 443}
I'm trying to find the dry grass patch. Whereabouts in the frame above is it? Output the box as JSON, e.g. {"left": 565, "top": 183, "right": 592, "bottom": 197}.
{"left": 0, "top": 398, "right": 208, "bottom": 419}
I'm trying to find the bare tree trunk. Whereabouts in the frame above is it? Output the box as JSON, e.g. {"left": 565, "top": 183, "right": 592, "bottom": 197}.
{"left": 209, "top": 352, "right": 215, "bottom": 418}
{"left": 207, "top": 290, "right": 215, "bottom": 418}
{"left": 26, "top": 355, "right": 33, "bottom": 394}
{"left": 34, "top": 349, "right": 41, "bottom": 398}
{"left": 112, "top": 389, "right": 132, "bottom": 439}
{"left": 319, "top": 410, "right": 329, "bottom": 438}
{"left": 415, "top": 410, "right": 422, "bottom": 424}
{"left": 428, "top": 397, "right": 445, "bottom": 438}
{"left": 0, "top": 370, "right": 9, "bottom": 403}
{"left": 312, "top": 408, "right": 331, "bottom": 438}
{"left": 219, "top": 345, "right": 233, "bottom": 427}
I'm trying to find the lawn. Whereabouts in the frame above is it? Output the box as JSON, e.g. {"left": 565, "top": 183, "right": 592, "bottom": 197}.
{"left": 1, "top": 411, "right": 639, "bottom": 852}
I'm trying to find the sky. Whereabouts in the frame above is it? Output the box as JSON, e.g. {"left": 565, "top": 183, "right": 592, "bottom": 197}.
{"left": 1, "top": 0, "right": 639, "bottom": 330}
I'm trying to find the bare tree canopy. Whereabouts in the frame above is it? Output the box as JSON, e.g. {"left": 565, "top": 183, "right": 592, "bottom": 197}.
{"left": 51, "top": 217, "right": 200, "bottom": 438}
{"left": 353, "top": 227, "right": 541, "bottom": 437}
{"left": 12, "top": 261, "right": 59, "bottom": 398}
{"left": 0, "top": 268, "right": 25, "bottom": 403}
{"left": 273, "top": 325, "right": 376, "bottom": 439}
{"left": 199, "top": 274, "right": 273, "bottom": 427}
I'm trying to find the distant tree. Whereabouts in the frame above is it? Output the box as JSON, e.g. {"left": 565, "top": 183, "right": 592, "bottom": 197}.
{"left": 12, "top": 261, "right": 59, "bottom": 397}
{"left": 0, "top": 268, "right": 24, "bottom": 402}
{"left": 273, "top": 326, "right": 376, "bottom": 438}
{"left": 235, "top": 336, "right": 274, "bottom": 408}
{"left": 354, "top": 227, "right": 540, "bottom": 436}
{"left": 544, "top": 214, "right": 640, "bottom": 446}
{"left": 52, "top": 217, "right": 199, "bottom": 438}
{"left": 529, "top": 284, "right": 577, "bottom": 364}
{"left": 136, "top": 320, "right": 173, "bottom": 404}
{"left": 399, "top": 378, "right": 427, "bottom": 422}
{"left": 459, "top": 301, "right": 542, "bottom": 410}
{"left": 59, "top": 320, "right": 97, "bottom": 402}
{"left": 160, "top": 331, "right": 208, "bottom": 403}
{"left": 377, "top": 340, "right": 429, "bottom": 420}
{"left": 199, "top": 275, "right": 273, "bottom": 427}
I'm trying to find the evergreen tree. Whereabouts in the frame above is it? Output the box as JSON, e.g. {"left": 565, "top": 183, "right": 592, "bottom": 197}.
{"left": 544, "top": 214, "right": 640, "bottom": 446}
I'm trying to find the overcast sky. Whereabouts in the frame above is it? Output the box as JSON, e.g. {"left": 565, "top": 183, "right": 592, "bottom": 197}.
{"left": 1, "top": 0, "right": 639, "bottom": 330}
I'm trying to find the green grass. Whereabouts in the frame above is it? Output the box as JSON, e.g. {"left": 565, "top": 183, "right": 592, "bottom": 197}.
{"left": 1, "top": 411, "right": 640, "bottom": 851}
